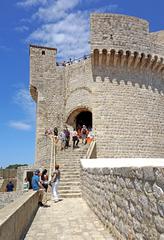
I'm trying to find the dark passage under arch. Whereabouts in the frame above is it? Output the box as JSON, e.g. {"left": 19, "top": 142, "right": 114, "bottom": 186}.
{"left": 76, "top": 111, "right": 92, "bottom": 129}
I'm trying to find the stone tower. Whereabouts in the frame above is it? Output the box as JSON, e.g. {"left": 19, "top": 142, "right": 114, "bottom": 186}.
{"left": 30, "top": 14, "right": 164, "bottom": 167}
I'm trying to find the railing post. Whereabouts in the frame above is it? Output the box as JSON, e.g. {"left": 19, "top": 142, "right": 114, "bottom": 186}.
{"left": 53, "top": 139, "right": 56, "bottom": 170}
{"left": 49, "top": 136, "right": 54, "bottom": 181}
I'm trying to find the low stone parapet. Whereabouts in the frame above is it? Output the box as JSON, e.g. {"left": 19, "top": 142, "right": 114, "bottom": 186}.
{"left": 0, "top": 190, "right": 39, "bottom": 240}
{"left": 81, "top": 158, "right": 164, "bottom": 240}
{"left": 0, "top": 191, "right": 25, "bottom": 209}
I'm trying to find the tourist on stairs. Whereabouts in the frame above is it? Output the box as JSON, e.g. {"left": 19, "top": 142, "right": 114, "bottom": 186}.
{"left": 51, "top": 164, "right": 61, "bottom": 202}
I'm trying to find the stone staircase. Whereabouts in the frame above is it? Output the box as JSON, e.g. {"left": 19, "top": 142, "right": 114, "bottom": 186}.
{"left": 56, "top": 144, "right": 88, "bottom": 198}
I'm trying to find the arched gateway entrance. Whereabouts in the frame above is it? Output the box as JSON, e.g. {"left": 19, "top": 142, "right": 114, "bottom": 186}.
{"left": 76, "top": 111, "right": 92, "bottom": 129}
{"left": 66, "top": 108, "right": 92, "bottom": 129}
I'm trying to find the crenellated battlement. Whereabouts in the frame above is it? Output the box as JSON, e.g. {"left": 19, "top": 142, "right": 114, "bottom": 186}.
{"left": 92, "top": 49, "right": 164, "bottom": 76}
{"left": 90, "top": 13, "right": 164, "bottom": 58}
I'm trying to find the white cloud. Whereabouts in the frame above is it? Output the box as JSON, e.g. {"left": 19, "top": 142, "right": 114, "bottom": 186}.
{"left": 9, "top": 88, "right": 35, "bottom": 131}
{"left": 34, "top": 0, "right": 80, "bottom": 22}
{"left": 13, "top": 88, "right": 35, "bottom": 121}
{"left": 17, "top": 0, "right": 47, "bottom": 7}
{"left": 15, "top": 25, "right": 29, "bottom": 32}
{"left": 29, "top": 12, "right": 90, "bottom": 58}
{"left": 18, "top": 1, "right": 119, "bottom": 59}
{"left": 9, "top": 121, "right": 31, "bottom": 131}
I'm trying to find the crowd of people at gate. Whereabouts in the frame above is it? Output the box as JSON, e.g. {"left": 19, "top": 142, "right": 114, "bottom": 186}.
{"left": 45, "top": 124, "right": 94, "bottom": 150}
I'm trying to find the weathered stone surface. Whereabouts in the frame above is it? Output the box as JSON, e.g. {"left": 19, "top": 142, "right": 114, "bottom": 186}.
{"left": 155, "top": 216, "right": 164, "bottom": 233}
{"left": 0, "top": 191, "right": 24, "bottom": 209}
{"left": 153, "top": 183, "right": 164, "bottom": 199}
{"left": 133, "top": 218, "right": 142, "bottom": 233}
{"left": 81, "top": 166, "right": 164, "bottom": 240}
{"left": 143, "top": 167, "right": 155, "bottom": 182}
{"left": 134, "top": 179, "right": 143, "bottom": 192}
{"left": 160, "top": 234, "right": 164, "bottom": 240}
{"left": 25, "top": 198, "right": 115, "bottom": 240}
{"left": 144, "top": 182, "right": 152, "bottom": 194}
{"left": 155, "top": 168, "right": 164, "bottom": 191}
{"left": 125, "top": 178, "right": 134, "bottom": 189}
{"left": 157, "top": 200, "right": 164, "bottom": 217}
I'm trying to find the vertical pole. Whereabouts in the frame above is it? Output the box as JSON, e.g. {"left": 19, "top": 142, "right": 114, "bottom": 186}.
{"left": 49, "top": 136, "right": 54, "bottom": 181}
{"left": 53, "top": 140, "right": 56, "bottom": 170}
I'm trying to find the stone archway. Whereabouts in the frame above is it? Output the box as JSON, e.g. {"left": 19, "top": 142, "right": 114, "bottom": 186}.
{"left": 76, "top": 111, "right": 92, "bottom": 129}
{"left": 66, "top": 107, "right": 92, "bottom": 129}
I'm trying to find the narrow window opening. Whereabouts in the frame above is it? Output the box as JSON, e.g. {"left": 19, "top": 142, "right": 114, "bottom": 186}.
{"left": 42, "top": 50, "right": 45, "bottom": 55}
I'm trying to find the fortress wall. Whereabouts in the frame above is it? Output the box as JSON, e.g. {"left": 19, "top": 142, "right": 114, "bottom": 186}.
{"left": 30, "top": 46, "right": 66, "bottom": 166}
{"left": 30, "top": 45, "right": 57, "bottom": 91}
{"left": 91, "top": 14, "right": 164, "bottom": 57}
{"left": 64, "top": 59, "right": 92, "bottom": 97}
{"left": 36, "top": 69, "right": 65, "bottom": 166}
{"left": 81, "top": 162, "right": 164, "bottom": 240}
{"left": 64, "top": 59, "right": 93, "bottom": 123}
{"left": 65, "top": 89, "right": 92, "bottom": 120}
{"left": 92, "top": 67, "right": 164, "bottom": 158}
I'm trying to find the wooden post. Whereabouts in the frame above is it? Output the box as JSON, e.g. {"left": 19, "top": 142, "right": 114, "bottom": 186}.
{"left": 49, "top": 136, "right": 54, "bottom": 181}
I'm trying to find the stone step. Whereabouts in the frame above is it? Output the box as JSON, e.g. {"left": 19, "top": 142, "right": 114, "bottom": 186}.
{"left": 59, "top": 189, "right": 81, "bottom": 195}
{"left": 57, "top": 160, "right": 81, "bottom": 163}
{"left": 60, "top": 168, "right": 80, "bottom": 172}
{"left": 60, "top": 166, "right": 81, "bottom": 170}
{"left": 59, "top": 193, "right": 81, "bottom": 198}
{"left": 61, "top": 168, "right": 80, "bottom": 172}
{"left": 58, "top": 162, "right": 81, "bottom": 165}
{"left": 61, "top": 173, "right": 80, "bottom": 177}
{"left": 61, "top": 177, "right": 80, "bottom": 180}
{"left": 55, "top": 144, "right": 88, "bottom": 199}
{"left": 60, "top": 177, "right": 80, "bottom": 181}
{"left": 61, "top": 174, "right": 80, "bottom": 178}
{"left": 59, "top": 186, "right": 80, "bottom": 190}
{"left": 57, "top": 163, "right": 80, "bottom": 166}
{"left": 56, "top": 151, "right": 87, "bottom": 157}
{"left": 59, "top": 181, "right": 80, "bottom": 186}
{"left": 61, "top": 172, "right": 80, "bottom": 176}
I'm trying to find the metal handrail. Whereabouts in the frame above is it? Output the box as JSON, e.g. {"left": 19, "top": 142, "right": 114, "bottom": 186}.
{"left": 56, "top": 54, "right": 91, "bottom": 67}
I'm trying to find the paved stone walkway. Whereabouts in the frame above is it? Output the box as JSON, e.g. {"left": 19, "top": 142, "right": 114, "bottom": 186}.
{"left": 24, "top": 198, "right": 115, "bottom": 240}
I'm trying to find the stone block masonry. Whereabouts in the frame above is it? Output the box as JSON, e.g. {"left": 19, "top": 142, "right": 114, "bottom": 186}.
{"left": 81, "top": 159, "right": 164, "bottom": 240}
{"left": 29, "top": 13, "right": 164, "bottom": 167}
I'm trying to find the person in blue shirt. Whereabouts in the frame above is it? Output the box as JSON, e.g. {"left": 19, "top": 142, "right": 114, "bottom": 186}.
{"left": 32, "top": 169, "right": 45, "bottom": 206}
{"left": 6, "top": 181, "right": 14, "bottom": 192}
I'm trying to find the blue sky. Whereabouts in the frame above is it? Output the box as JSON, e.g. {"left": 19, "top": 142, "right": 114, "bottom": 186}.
{"left": 0, "top": 0, "right": 164, "bottom": 168}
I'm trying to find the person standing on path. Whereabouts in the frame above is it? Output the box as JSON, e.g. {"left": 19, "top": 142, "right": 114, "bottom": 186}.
{"left": 51, "top": 164, "right": 61, "bottom": 202}
{"left": 32, "top": 169, "right": 46, "bottom": 207}
{"left": 6, "top": 180, "right": 14, "bottom": 192}
{"left": 41, "top": 169, "right": 49, "bottom": 192}
{"left": 23, "top": 177, "right": 30, "bottom": 192}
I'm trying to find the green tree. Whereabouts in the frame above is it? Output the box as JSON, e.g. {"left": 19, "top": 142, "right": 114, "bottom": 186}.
{"left": 5, "top": 164, "right": 28, "bottom": 169}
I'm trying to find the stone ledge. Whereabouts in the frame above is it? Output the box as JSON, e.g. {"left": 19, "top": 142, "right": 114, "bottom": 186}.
{"left": 80, "top": 158, "right": 164, "bottom": 169}
{"left": 0, "top": 190, "right": 39, "bottom": 240}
